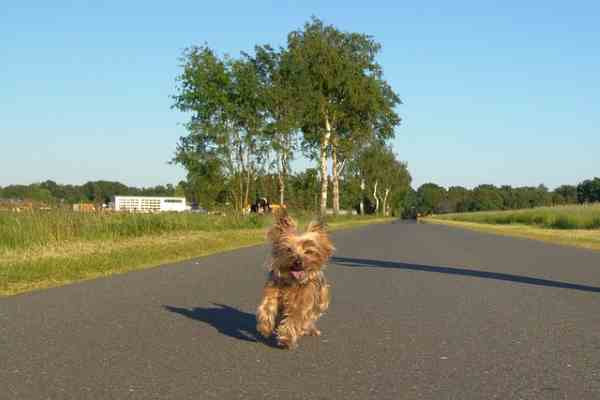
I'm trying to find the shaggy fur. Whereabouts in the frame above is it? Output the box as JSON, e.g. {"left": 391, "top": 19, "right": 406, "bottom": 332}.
{"left": 256, "top": 211, "right": 334, "bottom": 349}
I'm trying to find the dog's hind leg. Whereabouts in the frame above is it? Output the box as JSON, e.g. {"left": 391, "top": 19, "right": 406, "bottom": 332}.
{"left": 256, "top": 285, "right": 279, "bottom": 338}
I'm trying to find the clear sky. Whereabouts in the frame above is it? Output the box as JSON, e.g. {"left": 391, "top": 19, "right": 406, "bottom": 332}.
{"left": 2, "top": 1, "right": 599, "bottom": 189}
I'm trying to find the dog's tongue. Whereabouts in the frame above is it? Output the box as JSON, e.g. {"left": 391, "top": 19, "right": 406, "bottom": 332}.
{"left": 290, "top": 270, "right": 305, "bottom": 280}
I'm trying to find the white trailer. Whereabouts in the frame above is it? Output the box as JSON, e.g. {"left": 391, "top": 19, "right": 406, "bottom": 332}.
{"left": 111, "top": 196, "right": 188, "bottom": 213}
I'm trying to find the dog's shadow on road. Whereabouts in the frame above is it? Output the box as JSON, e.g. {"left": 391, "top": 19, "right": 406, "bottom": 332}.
{"left": 163, "top": 303, "right": 277, "bottom": 347}
{"left": 332, "top": 256, "right": 600, "bottom": 293}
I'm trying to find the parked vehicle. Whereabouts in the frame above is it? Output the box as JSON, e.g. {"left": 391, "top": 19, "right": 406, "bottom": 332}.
{"left": 190, "top": 203, "right": 208, "bottom": 214}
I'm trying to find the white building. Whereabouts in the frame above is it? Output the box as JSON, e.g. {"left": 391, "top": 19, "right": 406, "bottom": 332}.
{"left": 111, "top": 196, "right": 188, "bottom": 213}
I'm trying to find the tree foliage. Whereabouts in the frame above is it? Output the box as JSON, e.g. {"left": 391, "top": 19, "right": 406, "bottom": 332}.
{"left": 0, "top": 180, "right": 178, "bottom": 205}
{"left": 283, "top": 17, "right": 401, "bottom": 214}
{"left": 577, "top": 178, "right": 600, "bottom": 203}
{"left": 345, "top": 142, "right": 411, "bottom": 216}
{"left": 172, "top": 46, "right": 269, "bottom": 211}
{"left": 408, "top": 181, "right": 592, "bottom": 215}
{"left": 171, "top": 18, "right": 402, "bottom": 215}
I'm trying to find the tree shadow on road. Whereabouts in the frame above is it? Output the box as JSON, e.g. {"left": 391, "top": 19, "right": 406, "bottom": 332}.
{"left": 332, "top": 256, "right": 600, "bottom": 293}
{"left": 164, "top": 303, "right": 262, "bottom": 343}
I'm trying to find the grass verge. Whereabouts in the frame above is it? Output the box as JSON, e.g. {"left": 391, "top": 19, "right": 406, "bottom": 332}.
{"left": 422, "top": 217, "right": 600, "bottom": 252}
{"left": 1, "top": 216, "right": 392, "bottom": 297}
{"left": 430, "top": 204, "right": 600, "bottom": 230}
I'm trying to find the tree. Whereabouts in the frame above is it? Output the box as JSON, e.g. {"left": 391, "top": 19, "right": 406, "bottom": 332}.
{"left": 577, "top": 178, "right": 600, "bottom": 203}
{"left": 416, "top": 183, "right": 446, "bottom": 214}
{"left": 172, "top": 46, "right": 269, "bottom": 212}
{"left": 174, "top": 149, "right": 227, "bottom": 208}
{"left": 384, "top": 159, "right": 412, "bottom": 216}
{"left": 470, "top": 185, "right": 504, "bottom": 211}
{"left": 401, "top": 187, "right": 419, "bottom": 218}
{"left": 328, "top": 34, "right": 400, "bottom": 215}
{"left": 346, "top": 142, "right": 409, "bottom": 215}
{"left": 288, "top": 168, "right": 320, "bottom": 211}
{"left": 174, "top": 182, "right": 187, "bottom": 198}
{"left": 347, "top": 143, "right": 381, "bottom": 214}
{"left": 252, "top": 45, "right": 299, "bottom": 205}
{"left": 554, "top": 185, "right": 577, "bottom": 204}
{"left": 284, "top": 17, "right": 400, "bottom": 216}
{"left": 377, "top": 153, "right": 410, "bottom": 216}
{"left": 447, "top": 186, "right": 470, "bottom": 212}
{"left": 510, "top": 186, "right": 535, "bottom": 209}
{"left": 82, "top": 181, "right": 130, "bottom": 204}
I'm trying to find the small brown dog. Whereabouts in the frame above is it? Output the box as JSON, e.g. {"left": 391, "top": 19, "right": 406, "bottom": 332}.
{"left": 256, "top": 211, "right": 334, "bottom": 349}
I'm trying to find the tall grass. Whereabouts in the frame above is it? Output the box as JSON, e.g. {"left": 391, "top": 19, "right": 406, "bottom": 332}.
{"left": 0, "top": 210, "right": 364, "bottom": 252}
{"left": 0, "top": 211, "right": 272, "bottom": 251}
{"left": 0, "top": 211, "right": 392, "bottom": 296}
{"left": 434, "top": 204, "right": 600, "bottom": 230}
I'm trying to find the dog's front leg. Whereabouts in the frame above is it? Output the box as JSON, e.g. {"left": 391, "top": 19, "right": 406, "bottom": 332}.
{"left": 276, "top": 315, "right": 301, "bottom": 350}
{"left": 278, "top": 289, "right": 316, "bottom": 349}
{"left": 256, "top": 285, "right": 279, "bottom": 338}
{"left": 316, "top": 280, "right": 330, "bottom": 314}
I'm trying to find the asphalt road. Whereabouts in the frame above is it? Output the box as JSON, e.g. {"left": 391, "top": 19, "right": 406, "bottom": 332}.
{"left": 2, "top": 221, "right": 600, "bottom": 399}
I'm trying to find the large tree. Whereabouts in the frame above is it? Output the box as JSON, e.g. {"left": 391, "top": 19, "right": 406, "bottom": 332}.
{"left": 252, "top": 45, "right": 299, "bottom": 205}
{"left": 284, "top": 17, "right": 401, "bottom": 216}
{"left": 172, "top": 46, "right": 269, "bottom": 212}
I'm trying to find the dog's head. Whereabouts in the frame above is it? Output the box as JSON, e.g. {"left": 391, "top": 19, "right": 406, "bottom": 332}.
{"left": 268, "top": 211, "right": 334, "bottom": 283}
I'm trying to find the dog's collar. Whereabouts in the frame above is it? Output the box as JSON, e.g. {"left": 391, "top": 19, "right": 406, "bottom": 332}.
{"left": 269, "top": 270, "right": 279, "bottom": 283}
{"left": 270, "top": 270, "right": 289, "bottom": 285}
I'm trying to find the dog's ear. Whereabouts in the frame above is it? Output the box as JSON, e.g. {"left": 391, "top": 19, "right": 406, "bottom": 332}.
{"left": 307, "top": 219, "right": 334, "bottom": 259}
{"left": 267, "top": 209, "right": 297, "bottom": 242}
{"left": 306, "top": 219, "right": 327, "bottom": 234}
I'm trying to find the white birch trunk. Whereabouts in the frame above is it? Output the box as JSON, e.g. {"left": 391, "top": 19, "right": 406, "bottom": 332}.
{"left": 359, "top": 178, "right": 365, "bottom": 215}
{"left": 319, "top": 117, "right": 332, "bottom": 216}
{"left": 373, "top": 180, "right": 379, "bottom": 214}
{"left": 331, "top": 143, "right": 340, "bottom": 215}
{"left": 383, "top": 188, "right": 390, "bottom": 216}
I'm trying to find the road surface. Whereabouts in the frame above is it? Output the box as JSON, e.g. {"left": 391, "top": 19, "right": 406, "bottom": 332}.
{"left": 2, "top": 221, "right": 600, "bottom": 399}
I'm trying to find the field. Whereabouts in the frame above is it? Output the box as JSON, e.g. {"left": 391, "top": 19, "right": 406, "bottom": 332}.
{"left": 430, "top": 204, "right": 600, "bottom": 230}
{"left": 423, "top": 204, "right": 600, "bottom": 251}
{"left": 0, "top": 210, "right": 274, "bottom": 251}
{"left": 0, "top": 210, "right": 392, "bottom": 296}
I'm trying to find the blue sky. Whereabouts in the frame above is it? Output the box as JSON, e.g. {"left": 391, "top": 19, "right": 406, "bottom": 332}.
{"left": 2, "top": 1, "right": 599, "bottom": 189}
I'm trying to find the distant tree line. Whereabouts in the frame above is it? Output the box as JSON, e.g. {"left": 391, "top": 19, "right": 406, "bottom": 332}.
{"left": 0, "top": 180, "right": 181, "bottom": 205}
{"left": 405, "top": 177, "right": 600, "bottom": 216}
{"left": 0, "top": 152, "right": 411, "bottom": 216}
{"left": 3, "top": 177, "right": 598, "bottom": 216}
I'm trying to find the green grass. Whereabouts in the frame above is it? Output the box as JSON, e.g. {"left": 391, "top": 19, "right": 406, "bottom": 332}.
{"left": 0, "top": 210, "right": 271, "bottom": 251}
{"left": 0, "top": 210, "right": 392, "bottom": 296}
{"left": 431, "top": 204, "right": 600, "bottom": 230}
{"left": 422, "top": 203, "right": 600, "bottom": 252}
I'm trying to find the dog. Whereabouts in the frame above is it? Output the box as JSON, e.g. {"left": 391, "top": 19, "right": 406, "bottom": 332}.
{"left": 256, "top": 211, "right": 334, "bottom": 349}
